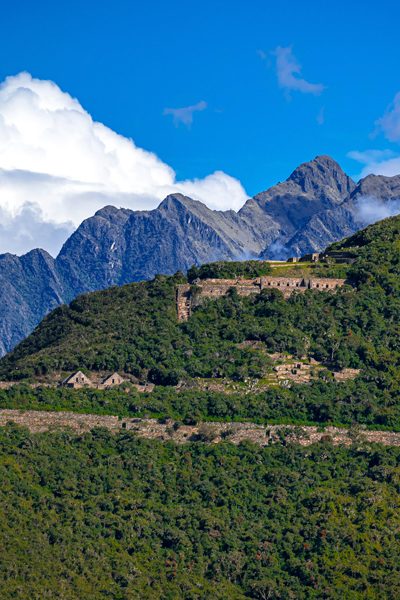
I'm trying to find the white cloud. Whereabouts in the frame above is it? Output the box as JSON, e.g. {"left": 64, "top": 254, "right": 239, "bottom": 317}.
{"left": 375, "top": 92, "right": 400, "bottom": 142}
{"left": 272, "top": 46, "right": 325, "bottom": 96}
{"left": 173, "top": 170, "right": 247, "bottom": 211}
{"left": 353, "top": 195, "right": 400, "bottom": 226}
{"left": 0, "top": 201, "right": 74, "bottom": 256}
{"left": 0, "top": 73, "right": 248, "bottom": 255}
{"left": 347, "top": 93, "right": 400, "bottom": 180}
{"left": 163, "top": 100, "right": 207, "bottom": 127}
{"left": 348, "top": 149, "right": 400, "bottom": 179}
{"left": 316, "top": 106, "right": 325, "bottom": 125}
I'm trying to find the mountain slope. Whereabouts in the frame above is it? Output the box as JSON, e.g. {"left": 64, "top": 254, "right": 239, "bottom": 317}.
{"left": 243, "top": 155, "right": 356, "bottom": 257}
{"left": 246, "top": 154, "right": 355, "bottom": 232}
{"left": 1, "top": 155, "right": 400, "bottom": 356}
{"left": 3, "top": 215, "right": 400, "bottom": 430}
{"left": 0, "top": 249, "right": 65, "bottom": 356}
{"left": 56, "top": 194, "right": 253, "bottom": 295}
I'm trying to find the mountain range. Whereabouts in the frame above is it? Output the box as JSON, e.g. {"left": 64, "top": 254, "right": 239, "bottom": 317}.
{"left": 1, "top": 154, "right": 400, "bottom": 357}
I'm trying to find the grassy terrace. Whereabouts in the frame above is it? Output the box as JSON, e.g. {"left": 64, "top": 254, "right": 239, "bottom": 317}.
{"left": 269, "top": 261, "right": 350, "bottom": 278}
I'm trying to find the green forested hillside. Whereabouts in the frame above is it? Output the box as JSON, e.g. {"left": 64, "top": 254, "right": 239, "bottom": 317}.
{"left": 330, "top": 213, "right": 400, "bottom": 252}
{"left": 1, "top": 216, "right": 400, "bottom": 428}
{"left": 2, "top": 217, "right": 400, "bottom": 599}
{"left": 1, "top": 426, "right": 399, "bottom": 600}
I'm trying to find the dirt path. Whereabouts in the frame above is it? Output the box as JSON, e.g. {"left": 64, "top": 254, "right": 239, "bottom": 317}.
{"left": 1, "top": 409, "right": 400, "bottom": 446}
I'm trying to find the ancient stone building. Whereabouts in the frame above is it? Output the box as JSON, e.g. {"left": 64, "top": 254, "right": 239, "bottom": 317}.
{"left": 333, "top": 368, "right": 360, "bottom": 382}
{"left": 322, "top": 251, "right": 356, "bottom": 264}
{"left": 300, "top": 253, "right": 321, "bottom": 263}
{"left": 176, "top": 276, "right": 346, "bottom": 321}
{"left": 62, "top": 371, "right": 93, "bottom": 389}
{"left": 196, "top": 278, "right": 261, "bottom": 297}
{"left": 260, "top": 277, "right": 305, "bottom": 298}
{"left": 101, "top": 372, "right": 125, "bottom": 388}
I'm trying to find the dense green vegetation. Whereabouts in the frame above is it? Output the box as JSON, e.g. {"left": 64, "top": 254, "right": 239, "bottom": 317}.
{"left": 2, "top": 218, "right": 400, "bottom": 599}
{"left": 1, "top": 380, "right": 400, "bottom": 430}
{"left": 1, "top": 426, "right": 399, "bottom": 599}
{"left": 2, "top": 215, "right": 400, "bottom": 430}
{"left": 187, "top": 260, "right": 272, "bottom": 282}
{"left": 329, "top": 213, "right": 400, "bottom": 253}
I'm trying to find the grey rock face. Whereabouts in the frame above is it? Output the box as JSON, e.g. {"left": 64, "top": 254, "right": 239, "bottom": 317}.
{"left": 0, "top": 249, "right": 65, "bottom": 356}
{"left": 1, "top": 155, "right": 400, "bottom": 356}
{"left": 255, "top": 155, "right": 357, "bottom": 258}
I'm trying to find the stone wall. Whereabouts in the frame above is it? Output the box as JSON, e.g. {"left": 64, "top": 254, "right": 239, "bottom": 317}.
{"left": 177, "top": 276, "right": 346, "bottom": 321}
{"left": 260, "top": 277, "right": 305, "bottom": 298}
{"left": 176, "top": 284, "right": 192, "bottom": 321}
{"left": 1, "top": 409, "right": 399, "bottom": 447}
{"left": 198, "top": 278, "right": 261, "bottom": 297}
{"left": 176, "top": 279, "right": 262, "bottom": 320}
{"left": 308, "top": 278, "right": 345, "bottom": 290}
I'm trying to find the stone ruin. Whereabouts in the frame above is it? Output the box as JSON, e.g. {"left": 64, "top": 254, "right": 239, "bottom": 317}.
{"left": 0, "top": 372, "right": 155, "bottom": 393}
{"left": 1, "top": 409, "right": 399, "bottom": 447}
{"left": 60, "top": 371, "right": 155, "bottom": 392}
{"left": 177, "top": 276, "right": 346, "bottom": 321}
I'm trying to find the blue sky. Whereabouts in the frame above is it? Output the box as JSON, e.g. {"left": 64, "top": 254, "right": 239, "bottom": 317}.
{"left": 1, "top": 0, "right": 400, "bottom": 254}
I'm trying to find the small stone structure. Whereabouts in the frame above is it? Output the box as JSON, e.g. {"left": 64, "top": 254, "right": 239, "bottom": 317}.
{"left": 177, "top": 276, "right": 346, "bottom": 321}
{"left": 132, "top": 383, "right": 155, "bottom": 393}
{"left": 274, "top": 361, "right": 318, "bottom": 384}
{"left": 333, "top": 368, "right": 361, "bottom": 382}
{"left": 62, "top": 371, "right": 93, "bottom": 389}
{"left": 300, "top": 253, "right": 321, "bottom": 262}
{"left": 287, "top": 251, "right": 356, "bottom": 265}
{"left": 176, "top": 284, "right": 192, "bottom": 321}
{"left": 60, "top": 371, "right": 150, "bottom": 391}
{"left": 101, "top": 372, "right": 125, "bottom": 388}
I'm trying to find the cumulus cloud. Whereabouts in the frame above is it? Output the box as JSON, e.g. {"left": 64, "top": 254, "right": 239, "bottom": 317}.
{"left": 163, "top": 100, "right": 207, "bottom": 127}
{"left": 349, "top": 147, "right": 400, "bottom": 224}
{"left": 0, "top": 73, "right": 247, "bottom": 255}
{"left": 272, "top": 46, "right": 325, "bottom": 96}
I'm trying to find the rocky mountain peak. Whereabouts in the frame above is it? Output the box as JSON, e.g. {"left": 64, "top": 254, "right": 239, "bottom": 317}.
{"left": 288, "top": 155, "right": 356, "bottom": 200}
{"left": 350, "top": 172, "right": 400, "bottom": 200}
{"left": 93, "top": 205, "right": 134, "bottom": 224}
{"left": 158, "top": 193, "right": 208, "bottom": 214}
